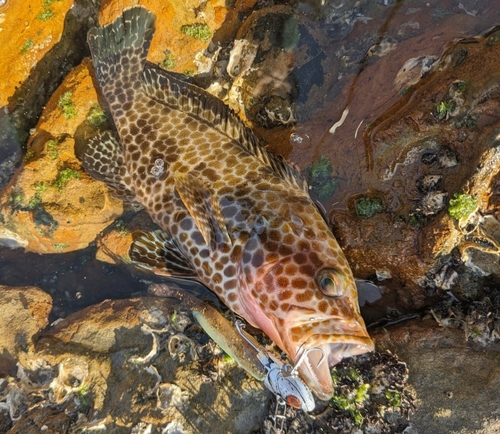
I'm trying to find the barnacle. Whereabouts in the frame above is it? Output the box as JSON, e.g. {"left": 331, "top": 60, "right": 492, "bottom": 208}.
{"left": 156, "top": 383, "right": 189, "bottom": 410}
{"left": 167, "top": 333, "right": 197, "bottom": 362}
{"left": 49, "top": 358, "right": 89, "bottom": 404}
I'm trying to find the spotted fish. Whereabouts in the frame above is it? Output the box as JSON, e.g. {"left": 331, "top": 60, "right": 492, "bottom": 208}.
{"left": 84, "top": 6, "right": 374, "bottom": 400}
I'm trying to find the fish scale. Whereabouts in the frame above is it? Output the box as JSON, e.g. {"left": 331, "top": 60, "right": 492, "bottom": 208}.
{"left": 84, "top": 5, "right": 374, "bottom": 400}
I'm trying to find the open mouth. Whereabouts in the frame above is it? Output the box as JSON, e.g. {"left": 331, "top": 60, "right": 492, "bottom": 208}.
{"left": 293, "top": 337, "right": 375, "bottom": 401}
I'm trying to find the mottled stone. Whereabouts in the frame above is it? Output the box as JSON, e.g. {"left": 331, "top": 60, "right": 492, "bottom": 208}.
{"left": 373, "top": 319, "right": 500, "bottom": 434}
{"left": 32, "top": 296, "right": 267, "bottom": 432}
{"left": 0, "top": 285, "right": 52, "bottom": 376}
{"left": 0, "top": 59, "right": 123, "bottom": 254}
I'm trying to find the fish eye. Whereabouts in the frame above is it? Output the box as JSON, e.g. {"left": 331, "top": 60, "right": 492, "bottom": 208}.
{"left": 316, "top": 268, "right": 346, "bottom": 298}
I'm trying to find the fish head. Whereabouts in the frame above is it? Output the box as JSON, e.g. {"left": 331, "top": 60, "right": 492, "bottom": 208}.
{"left": 249, "top": 220, "right": 374, "bottom": 401}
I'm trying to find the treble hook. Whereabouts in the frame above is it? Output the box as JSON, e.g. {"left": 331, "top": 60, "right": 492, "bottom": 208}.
{"left": 288, "top": 344, "right": 325, "bottom": 377}
{"left": 235, "top": 320, "right": 262, "bottom": 353}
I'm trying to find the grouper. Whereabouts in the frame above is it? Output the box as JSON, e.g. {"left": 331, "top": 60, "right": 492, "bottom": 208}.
{"left": 84, "top": 6, "right": 374, "bottom": 400}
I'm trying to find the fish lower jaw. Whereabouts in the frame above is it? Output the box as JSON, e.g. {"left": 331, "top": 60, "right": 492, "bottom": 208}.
{"left": 294, "top": 337, "right": 375, "bottom": 401}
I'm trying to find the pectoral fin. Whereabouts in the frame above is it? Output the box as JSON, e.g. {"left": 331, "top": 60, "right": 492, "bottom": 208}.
{"left": 174, "top": 172, "right": 230, "bottom": 249}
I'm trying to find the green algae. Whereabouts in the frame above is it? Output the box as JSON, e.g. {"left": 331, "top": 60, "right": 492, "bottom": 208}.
{"left": 448, "top": 193, "right": 478, "bottom": 220}
{"left": 58, "top": 91, "right": 77, "bottom": 120}
{"left": 24, "top": 150, "right": 36, "bottom": 161}
{"left": 52, "top": 243, "right": 70, "bottom": 251}
{"left": 53, "top": 167, "right": 80, "bottom": 191}
{"left": 27, "top": 182, "right": 48, "bottom": 209}
{"left": 355, "top": 196, "right": 384, "bottom": 218}
{"left": 86, "top": 106, "right": 107, "bottom": 127}
{"left": 160, "top": 50, "right": 175, "bottom": 69}
{"left": 386, "top": 390, "right": 402, "bottom": 408}
{"left": 37, "top": 8, "right": 54, "bottom": 21}
{"left": 434, "top": 100, "right": 456, "bottom": 120}
{"left": 8, "top": 189, "right": 25, "bottom": 208}
{"left": 114, "top": 219, "right": 129, "bottom": 236}
{"left": 46, "top": 139, "right": 59, "bottom": 160}
{"left": 330, "top": 366, "right": 370, "bottom": 426}
{"left": 305, "top": 155, "right": 339, "bottom": 200}
{"left": 20, "top": 39, "right": 34, "bottom": 54}
{"left": 181, "top": 23, "right": 212, "bottom": 41}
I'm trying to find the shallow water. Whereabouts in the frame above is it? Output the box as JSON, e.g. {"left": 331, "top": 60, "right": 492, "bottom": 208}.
{"left": 1, "top": 0, "right": 499, "bottom": 323}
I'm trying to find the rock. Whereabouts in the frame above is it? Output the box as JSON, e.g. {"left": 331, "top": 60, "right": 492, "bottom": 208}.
{"left": 0, "top": 286, "right": 52, "bottom": 376}
{"left": 0, "top": 108, "right": 22, "bottom": 192}
{"left": 94, "top": 211, "right": 158, "bottom": 266}
{"left": 98, "top": 0, "right": 227, "bottom": 74}
{"left": 234, "top": 5, "right": 333, "bottom": 129}
{"left": 0, "top": 58, "right": 124, "bottom": 254}
{"left": 329, "top": 27, "right": 500, "bottom": 308}
{"left": 1, "top": 296, "right": 268, "bottom": 433}
{"left": 0, "top": 0, "right": 233, "bottom": 255}
{"left": 0, "top": 0, "right": 99, "bottom": 144}
{"left": 372, "top": 318, "right": 500, "bottom": 433}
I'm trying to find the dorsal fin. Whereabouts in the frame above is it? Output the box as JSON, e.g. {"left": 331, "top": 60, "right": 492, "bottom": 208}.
{"left": 141, "top": 65, "right": 309, "bottom": 193}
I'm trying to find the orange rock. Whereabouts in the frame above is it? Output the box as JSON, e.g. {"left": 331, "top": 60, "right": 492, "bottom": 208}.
{"left": 0, "top": 0, "right": 73, "bottom": 108}
{"left": 99, "top": 0, "right": 227, "bottom": 74}
{"left": 0, "top": 285, "right": 52, "bottom": 375}
{"left": 0, "top": 58, "right": 123, "bottom": 254}
{"left": 95, "top": 229, "right": 134, "bottom": 265}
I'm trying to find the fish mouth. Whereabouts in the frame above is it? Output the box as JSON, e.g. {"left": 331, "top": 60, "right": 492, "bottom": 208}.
{"left": 291, "top": 336, "right": 375, "bottom": 401}
{"left": 280, "top": 306, "right": 375, "bottom": 401}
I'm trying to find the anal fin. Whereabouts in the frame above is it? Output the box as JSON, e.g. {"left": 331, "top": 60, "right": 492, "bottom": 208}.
{"left": 130, "top": 230, "right": 196, "bottom": 277}
{"left": 83, "top": 130, "right": 136, "bottom": 202}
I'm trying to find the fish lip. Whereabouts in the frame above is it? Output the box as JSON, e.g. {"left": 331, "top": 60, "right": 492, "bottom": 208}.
{"left": 286, "top": 336, "right": 375, "bottom": 401}
{"left": 287, "top": 333, "right": 375, "bottom": 401}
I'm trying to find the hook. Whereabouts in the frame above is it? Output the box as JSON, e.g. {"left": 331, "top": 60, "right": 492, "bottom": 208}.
{"left": 235, "top": 320, "right": 262, "bottom": 353}
{"left": 288, "top": 344, "right": 325, "bottom": 376}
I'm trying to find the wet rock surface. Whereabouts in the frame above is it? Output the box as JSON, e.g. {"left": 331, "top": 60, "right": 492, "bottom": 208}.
{"left": 0, "top": 286, "right": 52, "bottom": 376}
{"left": 0, "top": 58, "right": 123, "bottom": 253}
{"left": 373, "top": 318, "right": 500, "bottom": 434}
{"left": 0, "top": 288, "right": 268, "bottom": 433}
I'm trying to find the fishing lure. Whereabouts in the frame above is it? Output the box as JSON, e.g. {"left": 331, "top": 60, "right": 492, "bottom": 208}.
{"left": 235, "top": 320, "right": 318, "bottom": 412}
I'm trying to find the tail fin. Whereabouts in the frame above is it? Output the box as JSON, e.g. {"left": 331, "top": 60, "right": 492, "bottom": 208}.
{"left": 87, "top": 6, "right": 155, "bottom": 90}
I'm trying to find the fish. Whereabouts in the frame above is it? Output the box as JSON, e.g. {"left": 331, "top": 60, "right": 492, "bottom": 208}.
{"left": 84, "top": 6, "right": 374, "bottom": 401}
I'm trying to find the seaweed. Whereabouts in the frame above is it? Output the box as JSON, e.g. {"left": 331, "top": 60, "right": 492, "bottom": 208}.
{"left": 305, "top": 155, "right": 339, "bottom": 200}
{"left": 53, "top": 167, "right": 80, "bottom": 191}
{"left": 355, "top": 196, "right": 384, "bottom": 218}
{"left": 181, "top": 23, "right": 212, "bottom": 41}
{"left": 448, "top": 193, "right": 478, "bottom": 220}
{"left": 57, "top": 91, "right": 77, "bottom": 120}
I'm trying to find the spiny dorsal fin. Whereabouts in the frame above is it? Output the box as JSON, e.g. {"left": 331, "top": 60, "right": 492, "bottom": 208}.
{"left": 82, "top": 130, "right": 136, "bottom": 202}
{"left": 130, "top": 230, "right": 196, "bottom": 277}
{"left": 141, "top": 65, "right": 309, "bottom": 194}
{"left": 174, "top": 172, "right": 231, "bottom": 250}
